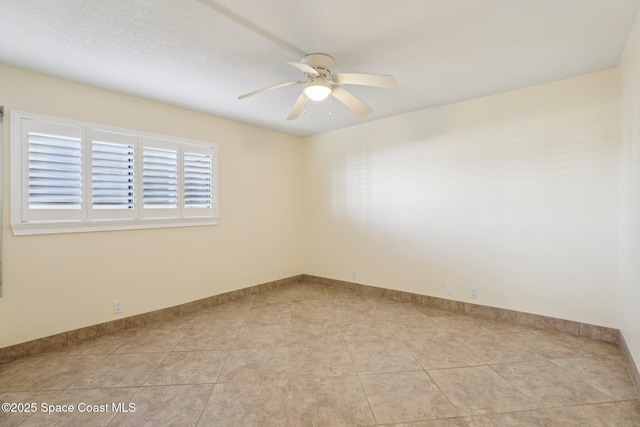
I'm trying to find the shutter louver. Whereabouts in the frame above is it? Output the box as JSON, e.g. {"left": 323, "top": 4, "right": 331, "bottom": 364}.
{"left": 28, "top": 131, "right": 82, "bottom": 210}
{"left": 92, "top": 140, "right": 135, "bottom": 210}
{"left": 143, "top": 146, "right": 178, "bottom": 209}
{"left": 184, "top": 152, "right": 213, "bottom": 209}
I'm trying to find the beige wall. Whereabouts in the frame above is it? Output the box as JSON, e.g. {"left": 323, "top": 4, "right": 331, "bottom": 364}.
{"left": 0, "top": 61, "right": 627, "bottom": 350}
{"left": 302, "top": 69, "right": 620, "bottom": 328}
{"left": 620, "top": 12, "right": 640, "bottom": 375}
{"left": 0, "top": 64, "right": 303, "bottom": 348}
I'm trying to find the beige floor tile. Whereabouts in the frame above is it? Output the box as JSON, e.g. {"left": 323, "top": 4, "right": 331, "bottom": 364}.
{"left": 360, "top": 371, "right": 460, "bottom": 424}
{"left": 212, "top": 298, "right": 253, "bottom": 311}
{"left": 463, "top": 409, "right": 558, "bottom": 426}
{"left": 19, "top": 387, "right": 138, "bottom": 427}
{"left": 325, "top": 292, "right": 375, "bottom": 310}
{"left": 480, "top": 319, "right": 536, "bottom": 335}
{"left": 232, "top": 324, "right": 290, "bottom": 349}
{"left": 292, "top": 304, "right": 345, "bottom": 325}
{"left": 144, "top": 318, "right": 193, "bottom": 331}
{"left": 243, "top": 305, "right": 292, "bottom": 326}
{"left": 387, "top": 418, "right": 469, "bottom": 427}
{"left": 0, "top": 354, "right": 105, "bottom": 391}
{"left": 429, "top": 317, "right": 503, "bottom": 338}
{"left": 384, "top": 319, "right": 442, "bottom": 341}
{"left": 69, "top": 353, "right": 168, "bottom": 388}
{"left": 405, "top": 339, "right": 484, "bottom": 370}
{"left": 509, "top": 329, "right": 618, "bottom": 359}
{"left": 186, "top": 306, "right": 249, "bottom": 329}
{"left": 507, "top": 330, "right": 580, "bottom": 359}
{"left": 551, "top": 354, "right": 638, "bottom": 401}
{"left": 181, "top": 312, "right": 244, "bottom": 330}
{"left": 114, "top": 328, "right": 187, "bottom": 353}
{"left": 334, "top": 297, "right": 377, "bottom": 311}
{"left": 428, "top": 366, "right": 535, "bottom": 415}
{"left": 197, "top": 380, "right": 288, "bottom": 427}
{"left": 290, "top": 344, "right": 357, "bottom": 378}
{"left": 372, "top": 301, "right": 430, "bottom": 324}
{"left": 341, "top": 320, "right": 417, "bottom": 343}
{"left": 338, "top": 320, "right": 381, "bottom": 343}
{"left": 571, "top": 335, "right": 620, "bottom": 356}
{"left": 289, "top": 322, "right": 345, "bottom": 346}
{"left": 109, "top": 384, "right": 212, "bottom": 427}
{"left": 348, "top": 341, "right": 422, "bottom": 374}
{"left": 288, "top": 376, "right": 376, "bottom": 426}
{"left": 416, "top": 306, "right": 461, "bottom": 318}
{"left": 545, "top": 400, "right": 640, "bottom": 426}
{"left": 67, "top": 335, "right": 125, "bottom": 355}
{"left": 251, "top": 292, "right": 293, "bottom": 307}
{"left": 174, "top": 326, "right": 240, "bottom": 351}
{"left": 491, "top": 360, "right": 611, "bottom": 407}
{"left": 278, "top": 284, "right": 329, "bottom": 301}
{"left": 325, "top": 306, "right": 378, "bottom": 324}
{"left": 462, "top": 333, "right": 544, "bottom": 364}
{"left": 217, "top": 347, "right": 289, "bottom": 382}
{"left": 145, "top": 350, "right": 229, "bottom": 385}
{"left": 0, "top": 390, "right": 61, "bottom": 427}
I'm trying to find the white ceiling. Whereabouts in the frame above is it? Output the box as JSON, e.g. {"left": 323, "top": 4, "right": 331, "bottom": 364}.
{"left": 1, "top": 0, "right": 638, "bottom": 137}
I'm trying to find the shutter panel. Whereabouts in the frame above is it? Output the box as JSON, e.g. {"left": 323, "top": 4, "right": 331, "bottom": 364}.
{"left": 181, "top": 143, "right": 215, "bottom": 218}
{"left": 22, "top": 119, "right": 85, "bottom": 222}
{"left": 28, "top": 133, "right": 82, "bottom": 209}
{"left": 184, "top": 152, "right": 213, "bottom": 209}
{"left": 89, "top": 131, "right": 137, "bottom": 219}
{"left": 142, "top": 139, "right": 179, "bottom": 218}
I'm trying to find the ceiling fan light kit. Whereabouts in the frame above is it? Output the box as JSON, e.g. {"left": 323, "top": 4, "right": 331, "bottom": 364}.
{"left": 238, "top": 53, "right": 396, "bottom": 120}
{"left": 303, "top": 78, "right": 332, "bottom": 101}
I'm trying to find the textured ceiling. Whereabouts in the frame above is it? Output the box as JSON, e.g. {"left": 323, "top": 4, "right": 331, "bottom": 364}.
{"left": 0, "top": 0, "right": 638, "bottom": 137}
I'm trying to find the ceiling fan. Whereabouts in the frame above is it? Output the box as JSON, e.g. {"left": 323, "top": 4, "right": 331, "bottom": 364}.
{"left": 238, "top": 53, "right": 396, "bottom": 120}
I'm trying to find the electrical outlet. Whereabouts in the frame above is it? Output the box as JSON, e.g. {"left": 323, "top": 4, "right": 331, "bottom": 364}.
{"left": 445, "top": 284, "right": 453, "bottom": 295}
{"left": 470, "top": 288, "right": 478, "bottom": 299}
{"left": 351, "top": 270, "right": 357, "bottom": 280}
{"left": 113, "top": 301, "right": 122, "bottom": 314}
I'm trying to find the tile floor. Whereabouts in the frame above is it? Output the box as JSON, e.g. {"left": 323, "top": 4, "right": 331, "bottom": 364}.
{"left": 0, "top": 282, "right": 639, "bottom": 426}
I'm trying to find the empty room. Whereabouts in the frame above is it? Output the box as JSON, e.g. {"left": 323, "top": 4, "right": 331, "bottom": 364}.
{"left": 1, "top": 0, "right": 640, "bottom": 425}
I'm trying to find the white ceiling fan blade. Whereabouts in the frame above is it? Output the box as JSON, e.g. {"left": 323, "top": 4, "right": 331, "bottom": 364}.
{"left": 287, "top": 92, "right": 307, "bottom": 120}
{"left": 332, "top": 73, "right": 396, "bottom": 88}
{"left": 238, "top": 80, "right": 304, "bottom": 100}
{"left": 331, "top": 86, "right": 373, "bottom": 117}
{"left": 286, "top": 61, "right": 320, "bottom": 76}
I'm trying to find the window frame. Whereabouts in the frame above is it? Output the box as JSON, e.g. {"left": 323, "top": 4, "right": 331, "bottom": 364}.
{"left": 10, "top": 110, "right": 218, "bottom": 236}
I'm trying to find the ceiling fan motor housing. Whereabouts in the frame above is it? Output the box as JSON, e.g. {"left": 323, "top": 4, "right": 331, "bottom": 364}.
{"left": 301, "top": 53, "right": 335, "bottom": 77}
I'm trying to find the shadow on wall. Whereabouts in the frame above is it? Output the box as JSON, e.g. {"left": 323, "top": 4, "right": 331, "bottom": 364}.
{"left": 315, "top": 90, "right": 618, "bottom": 316}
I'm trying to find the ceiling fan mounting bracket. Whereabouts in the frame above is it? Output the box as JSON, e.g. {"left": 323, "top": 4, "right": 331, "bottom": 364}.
{"left": 301, "top": 53, "right": 335, "bottom": 77}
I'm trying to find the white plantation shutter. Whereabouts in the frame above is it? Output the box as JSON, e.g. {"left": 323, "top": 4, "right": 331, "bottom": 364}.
{"left": 183, "top": 144, "right": 215, "bottom": 217}
{"left": 90, "top": 131, "right": 137, "bottom": 219}
{"left": 12, "top": 112, "right": 217, "bottom": 235}
{"left": 142, "top": 139, "right": 179, "bottom": 217}
{"left": 22, "top": 120, "right": 84, "bottom": 221}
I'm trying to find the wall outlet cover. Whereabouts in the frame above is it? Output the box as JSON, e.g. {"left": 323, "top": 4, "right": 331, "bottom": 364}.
{"left": 113, "top": 301, "right": 122, "bottom": 314}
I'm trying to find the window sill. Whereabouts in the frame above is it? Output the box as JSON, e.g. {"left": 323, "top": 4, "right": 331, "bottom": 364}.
{"left": 11, "top": 217, "right": 218, "bottom": 236}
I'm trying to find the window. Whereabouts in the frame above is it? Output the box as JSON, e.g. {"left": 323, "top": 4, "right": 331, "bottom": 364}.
{"left": 11, "top": 111, "right": 217, "bottom": 235}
